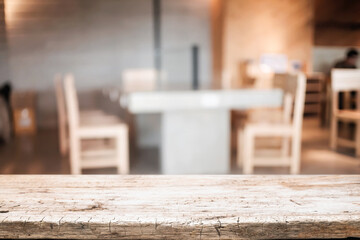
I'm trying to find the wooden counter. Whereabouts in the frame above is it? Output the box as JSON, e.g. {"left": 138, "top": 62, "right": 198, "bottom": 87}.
{"left": 0, "top": 175, "right": 359, "bottom": 239}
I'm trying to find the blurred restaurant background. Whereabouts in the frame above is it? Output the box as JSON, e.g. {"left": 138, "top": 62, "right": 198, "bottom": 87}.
{"left": 0, "top": 0, "right": 359, "bottom": 175}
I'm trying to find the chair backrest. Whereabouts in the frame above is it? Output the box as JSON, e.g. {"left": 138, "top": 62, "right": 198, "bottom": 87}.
{"left": 239, "top": 61, "right": 274, "bottom": 88}
{"left": 238, "top": 61, "right": 254, "bottom": 87}
{"left": 274, "top": 73, "right": 306, "bottom": 130}
{"left": 54, "top": 74, "right": 68, "bottom": 154}
{"left": 331, "top": 69, "right": 360, "bottom": 112}
{"left": 63, "top": 74, "right": 80, "bottom": 134}
{"left": 331, "top": 69, "right": 360, "bottom": 92}
{"left": 253, "top": 64, "right": 274, "bottom": 89}
{"left": 121, "top": 69, "right": 157, "bottom": 93}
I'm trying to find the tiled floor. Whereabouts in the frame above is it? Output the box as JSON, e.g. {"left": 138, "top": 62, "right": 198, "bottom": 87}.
{"left": 0, "top": 118, "right": 359, "bottom": 174}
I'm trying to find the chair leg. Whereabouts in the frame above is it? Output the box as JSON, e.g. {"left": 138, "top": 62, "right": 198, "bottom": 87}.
{"left": 290, "top": 137, "right": 301, "bottom": 174}
{"left": 281, "top": 137, "right": 290, "bottom": 158}
{"left": 59, "top": 129, "right": 66, "bottom": 156}
{"left": 116, "top": 126, "right": 129, "bottom": 174}
{"left": 330, "top": 116, "right": 337, "bottom": 150}
{"left": 58, "top": 118, "right": 69, "bottom": 157}
{"left": 243, "top": 129, "right": 254, "bottom": 174}
{"left": 70, "top": 137, "right": 81, "bottom": 174}
{"left": 356, "top": 121, "right": 360, "bottom": 157}
{"left": 236, "top": 129, "right": 244, "bottom": 168}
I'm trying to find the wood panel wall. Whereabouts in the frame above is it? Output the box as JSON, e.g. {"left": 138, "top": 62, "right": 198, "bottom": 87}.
{"left": 210, "top": 0, "right": 224, "bottom": 88}
{"left": 314, "top": 0, "right": 360, "bottom": 47}
{"left": 0, "top": 0, "right": 9, "bottom": 84}
{"left": 220, "top": 0, "right": 314, "bottom": 88}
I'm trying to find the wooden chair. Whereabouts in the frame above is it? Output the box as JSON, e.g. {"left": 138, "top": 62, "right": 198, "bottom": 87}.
{"left": 54, "top": 74, "right": 120, "bottom": 156}
{"left": 237, "top": 73, "right": 306, "bottom": 174}
{"left": 231, "top": 62, "right": 276, "bottom": 151}
{"left": 238, "top": 61, "right": 274, "bottom": 88}
{"left": 54, "top": 74, "right": 68, "bottom": 156}
{"left": 247, "top": 63, "right": 274, "bottom": 89}
{"left": 330, "top": 69, "right": 360, "bottom": 156}
{"left": 120, "top": 68, "right": 160, "bottom": 148}
{"left": 122, "top": 69, "right": 157, "bottom": 93}
{"left": 63, "top": 74, "right": 129, "bottom": 174}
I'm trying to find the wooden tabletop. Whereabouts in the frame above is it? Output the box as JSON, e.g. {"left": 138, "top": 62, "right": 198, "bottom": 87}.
{"left": 0, "top": 175, "right": 359, "bottom": 239}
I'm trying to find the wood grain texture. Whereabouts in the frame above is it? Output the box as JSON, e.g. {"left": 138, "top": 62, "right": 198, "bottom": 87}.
{"left": 0, "top": 175, "right": 359, "bottom": 239}
{"left": 315, "top": 0, "right": 360, "bottom": 47}
{"left": 211, "top": 0, "right": 225, "bottom": 88}
{"left": 223, "top": 0, "right": 314, "bottom": 87}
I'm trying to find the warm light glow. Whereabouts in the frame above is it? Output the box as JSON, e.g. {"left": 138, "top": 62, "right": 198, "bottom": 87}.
{"left": 4, "top": 0, "right": 22, "bottom": 25}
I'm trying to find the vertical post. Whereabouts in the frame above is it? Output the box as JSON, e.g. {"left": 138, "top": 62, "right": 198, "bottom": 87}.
{"left": 153, "top": 0, "right": 161, "bottom": 88}
{"left": 192, "top": 45, "right": 199, "bottom": 90}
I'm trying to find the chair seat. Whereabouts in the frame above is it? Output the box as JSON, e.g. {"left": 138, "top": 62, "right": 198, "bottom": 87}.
{"left": 82, "top": 147, "right": 117, "bottom": 159}
{"left": 238, "top": 73, "right": 305, "bottom": 175}
{"left": 62, "top": 74, "right": 129, "bottom": 174}
{"left": 335, "top": 110, "right": 360, "bottom": 120}
{"left": 80, "top": 109, "right": 121, "bottom": 122}
{"left": 233, "top": 108, "right": 285, "bottom": 135}
{"left": 80, "top": 155, "right": 119, "bottom": 169}
{"left": 80, "top": 114, "right": 122, "bottom": 125}
{"left": 80, "top": 109, "right": 104, "bottom": 116}
{"left": 246, "top": 108, "right": 283, "bottom": 123}
{"left": 243, "top": 123, "right": 293, "bottom": 136}
{"left": 78, "top": 121, "right": 127, "bottom": 138}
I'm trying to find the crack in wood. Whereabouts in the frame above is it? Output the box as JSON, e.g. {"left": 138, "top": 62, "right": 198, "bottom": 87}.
{"left": 74, "top": 217, "right": 80, "bottom": 224}
{"left": 39, "top": 216, "right": 45, "bottom": 228}
{"left": 214, "top": 218, "right": 224, "bottom": 237}
{"left": 199, "top": 222, "right": 203, "bottom": 240}
{"left": 68, "top": 202, "right": 106, "bottom": 212}
{"left": 40, "top": 208, "right": 47, "bottom": 214}
{"left": 87, "top": 217, "right": 92, "bottom": 230}
{"left": 1, "top": 216, "right": 8, "bottom": 224}
{"left": 290, "top": 199, "right": 302, "bottom": 206}
{"left": 58, "top": 216, "right": 64, "bottom": 231}
{"left": 109, "top": 217, "right": 115, "bottom": 233}
{"left": 138, "top": 218, "right": 143, "bottom": 235}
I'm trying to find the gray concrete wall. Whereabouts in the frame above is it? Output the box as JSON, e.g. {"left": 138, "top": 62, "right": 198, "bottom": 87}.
{"left": 161, "top": 0, "right": 212, "bottom": 90}
{"left": 3, "top": 0, "right": 212, "bottom": 147}
{"left": 312, "top": 46, "right": 360, "bottom": 73}
{"left": 5, "top": 0, "right": 155, "bottom": 131}
{"left": 6, "top": 0, "right": 154, "bottom": 90}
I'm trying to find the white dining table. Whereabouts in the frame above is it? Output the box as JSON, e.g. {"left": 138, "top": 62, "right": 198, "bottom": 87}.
{"left": 119, "top": 89, "right": 283, "bottom": 174}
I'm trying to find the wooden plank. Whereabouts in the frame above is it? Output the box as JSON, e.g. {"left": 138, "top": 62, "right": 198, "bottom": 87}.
{"left": 337, "top": 137, "right": 356, "bottom": 148}
{"left": 0, "top": 175, "right": 359, "bottom": 239}
{"left": 305, "top": 93, "right": 321, "bottom": 103}
{"left": 306, "top": 82, "right": 321, "bottom": 92}
{"left": 304, "top": 103, "right": 321, "bottom": 114}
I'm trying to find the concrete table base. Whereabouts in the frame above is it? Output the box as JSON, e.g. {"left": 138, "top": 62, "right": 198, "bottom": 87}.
{"left": 162, "top": 110, "right": 230, "bottom": 174}
{"left": 125, "top": 89, "right": 283, "bottom": 174}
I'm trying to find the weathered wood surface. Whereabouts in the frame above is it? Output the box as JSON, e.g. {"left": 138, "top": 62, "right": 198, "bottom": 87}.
{"left": 0, "top": 175, "right": 359, "bottom": 239}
